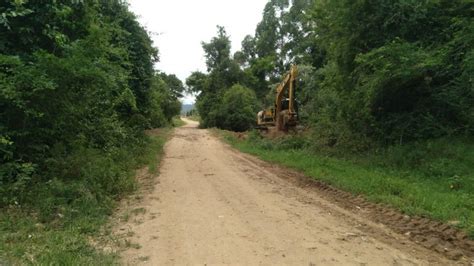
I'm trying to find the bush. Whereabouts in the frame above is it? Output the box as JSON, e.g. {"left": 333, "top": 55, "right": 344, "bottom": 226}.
{"left": 220, "top": 84, "right": 258, "bottom": 132}
{"left": 0, "top": 1, "right": 181, "bottom": 263}
{"left": 306, "top": 0, "right": 474, "bottom": 148}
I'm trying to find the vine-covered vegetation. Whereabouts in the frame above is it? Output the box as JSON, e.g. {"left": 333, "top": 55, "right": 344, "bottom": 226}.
{"left": 191, "top": 0, "right": 473, "bottom": 147}
{"left": 0, "top": 1, "right": 181, "bottom": 263}
{"left": 186, "top": 27, "right": 258, "bottom": 131}
{"left": 0, "top": 0, "right": 182, "bottom": 206}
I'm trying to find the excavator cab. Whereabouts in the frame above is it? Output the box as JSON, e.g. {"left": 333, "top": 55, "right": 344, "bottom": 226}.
{"left": 281, "top": 98, "right": 290, "bottom": 111}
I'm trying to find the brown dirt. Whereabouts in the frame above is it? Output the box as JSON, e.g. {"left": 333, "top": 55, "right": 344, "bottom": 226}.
{"left": 116, "top": 118, "right": 471, "bottom": 265}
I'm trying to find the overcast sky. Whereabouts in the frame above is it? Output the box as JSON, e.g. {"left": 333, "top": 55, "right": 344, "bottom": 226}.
{"left": 127, "top": 0, "right": 268, "bottom": 104}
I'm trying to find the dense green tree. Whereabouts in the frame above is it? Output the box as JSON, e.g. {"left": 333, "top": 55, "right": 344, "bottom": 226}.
{"left": 0, "top": 1, "right": 181, "bottom": 205}
{"left": 158, "top": 73, "right": 185, "bottom": 99}
{"left": 309, "top": 0, "right": 474, "bottom": 147}
{"left": 187, "top": 26, "right": 254, "bottom": 129}
{"left": 221, "top": 85, "right": 258, "bottom": 132}
{"left": 215, "top": 0, "right": 474, "bottom": 148}
{"left": 235, "top": 0, "right": 321, "bottom": 104}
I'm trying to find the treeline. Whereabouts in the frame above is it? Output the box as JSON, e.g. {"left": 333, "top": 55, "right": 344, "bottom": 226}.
{"left": 186, "top": 27, "right": 259, "bottom": 132}
{"left": 0, "top": 2, "right": 182, "bottom": 205}
{"left": 190, "top": 0, "right": 473, "bottom": 148}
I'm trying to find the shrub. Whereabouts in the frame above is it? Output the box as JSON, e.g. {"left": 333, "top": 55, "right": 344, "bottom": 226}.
{"left": 220, "top": 84, "right": 258, "bottom": 132}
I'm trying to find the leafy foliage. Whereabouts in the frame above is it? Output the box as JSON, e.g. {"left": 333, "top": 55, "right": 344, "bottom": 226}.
{"left": 186, "top": 26, "right": 257, "bottom": 130}
{"left": 315, "top": 1, "right": 472, "bottom": 147}
{"left": 221, "top": 85, "right": 258, "bottom": 132}
{"left": 0, "top": 1, "right": 182, "bottom": 263}
{"left": 228, "top": 0, "right": 473, "bottom": 148}
{"left": 0, "top": 1, "right": 182, "bottom": 206}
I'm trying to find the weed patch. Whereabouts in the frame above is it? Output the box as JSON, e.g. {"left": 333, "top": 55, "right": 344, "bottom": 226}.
{"left": 172, "top": 117, "right": 186, "bottom": 127}
{"left": 0, "top": 129, "right": 172, "bottom": 264}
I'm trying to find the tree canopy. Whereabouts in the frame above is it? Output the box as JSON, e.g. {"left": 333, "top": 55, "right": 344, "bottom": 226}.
{"left": 0, "top": 1, "right": 181, "bottom": 205}
{"left": 186, "top": 26, "right": 256, "bottom": 130}
{"left": 192, "top": 0, "right": 473, "bottom": 151}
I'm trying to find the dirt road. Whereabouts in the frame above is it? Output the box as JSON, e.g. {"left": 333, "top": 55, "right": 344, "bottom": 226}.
{"left": 119, "top": 118, "right": 454, "bottom": 265}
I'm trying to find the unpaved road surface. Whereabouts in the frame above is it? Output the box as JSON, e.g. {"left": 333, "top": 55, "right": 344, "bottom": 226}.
{"left": 119, "top": 118, "right": 458, "bottom": 265}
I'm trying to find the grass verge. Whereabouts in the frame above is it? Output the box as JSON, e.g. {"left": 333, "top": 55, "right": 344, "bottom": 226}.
{"left": 184, "top": 115, "right": 201, "bottom": 122}
{"left": 215, "top": 129, "right": 474, "bottom": 237}
{"left": 0, "top": 128, "right": 173, "bottom": 265}
{"left": 172, "top": 116, "right": 186, "bottom": 127}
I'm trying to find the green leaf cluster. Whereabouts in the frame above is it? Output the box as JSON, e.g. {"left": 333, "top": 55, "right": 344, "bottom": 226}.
{"left": 0, "top": 1, "right": 182, "bottom": 205}
{"left": 221, "top": 85, "right": 259, "bottom": 132}
{"left": 186, "top": 26, "right": 257, "bottom": 131}
{"left": 230, "top": 0, "right": 473, "bottom": 148}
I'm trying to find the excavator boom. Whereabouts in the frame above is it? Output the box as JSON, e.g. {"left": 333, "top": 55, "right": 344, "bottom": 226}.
{"left": 256, "top": 65, "right": 298, "bottom": 131}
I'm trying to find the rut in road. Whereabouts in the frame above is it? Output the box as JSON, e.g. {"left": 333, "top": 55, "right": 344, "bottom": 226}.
{"left": 118, "top": 118, "right": 453, "bottom": 265}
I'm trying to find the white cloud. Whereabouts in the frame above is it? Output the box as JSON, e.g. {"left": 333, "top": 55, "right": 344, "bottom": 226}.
{"left": 127, "top": 0, "right": 268, "bottom": 104}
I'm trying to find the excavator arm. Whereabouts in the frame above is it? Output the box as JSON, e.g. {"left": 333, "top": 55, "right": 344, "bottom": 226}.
{"left": 275, "top": 65, "right": 298, "bottom": 116}
{"left": 273, "top": 65, "right": 298, "bottom": 130}
{"left": 256, "top": 64, "right": 298, "bottom": 131}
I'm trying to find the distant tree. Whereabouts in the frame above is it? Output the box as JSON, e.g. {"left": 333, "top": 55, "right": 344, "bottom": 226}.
{"left": 187, "top": 26, "right": 247, "bottom": 128}
{"left": 158, "top": 73, "right": 185, "bottom": 99}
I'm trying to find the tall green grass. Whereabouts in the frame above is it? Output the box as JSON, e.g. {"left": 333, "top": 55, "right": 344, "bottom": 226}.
{"left": 172, "top": 116, "right": 186, "bottom": 127}
{"left": 185, "top": 115, "right": 201, "bottom": 123}
{"left": 218, "top": 130, "right": 474, "bottom": 237}
{"left": 0, "top": 129, "right": 172, "bottom": 265}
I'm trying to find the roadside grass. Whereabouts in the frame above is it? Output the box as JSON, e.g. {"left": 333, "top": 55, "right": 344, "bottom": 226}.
{"left": 0, "top": 128, "right": 173, "bottom": 265}
{"left": 172, "top": 116, "right": 186, "bottom": 127}
{"left": 215, "top": 130, "right": 474, "bottom": 237}
{"left": 146, "top": 130, "right": 172, "bottom": 174}
{"left": 185, "top": 115, "right": 201, "bottom": 122}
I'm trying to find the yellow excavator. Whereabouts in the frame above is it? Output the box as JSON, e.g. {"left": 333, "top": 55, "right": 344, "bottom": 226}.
{"left": 257, "top": 64, "right": 298, "bottom": 131}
